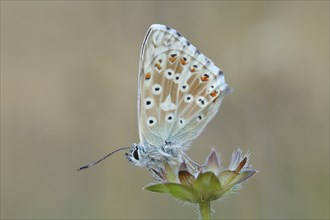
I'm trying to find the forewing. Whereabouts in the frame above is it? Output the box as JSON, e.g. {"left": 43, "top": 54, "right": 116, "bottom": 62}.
{"left": 138, "top": 24, "right": 231, "bottom": 148}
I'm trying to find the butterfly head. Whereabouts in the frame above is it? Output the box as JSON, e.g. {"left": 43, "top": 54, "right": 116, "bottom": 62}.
{"left": 125, "top": 143, "right": 146, "bottom": 167}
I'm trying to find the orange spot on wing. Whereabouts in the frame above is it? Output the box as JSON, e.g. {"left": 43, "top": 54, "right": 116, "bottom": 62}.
{"left": 180, "top": 58, "right": 187, "bottom": 65}
{"left": 145, "top": 72, "right": 151, "bottom": 80}
{"left": 155, "top": 63, "right": 162, "bottom": 70}
{"left": 210, "top": 91, "right": 218, "bottom": 97}
{"left": 169, "top": 57, "right": 177, "bottom": 63}
{"left": 190, "top": 67, "right": 196, "bottom": 72}
{"left": 201, "top": 74, "right": 209, "bottom": 82}
{"left": 212, "top": 91, "right": 222, "bottom": 103}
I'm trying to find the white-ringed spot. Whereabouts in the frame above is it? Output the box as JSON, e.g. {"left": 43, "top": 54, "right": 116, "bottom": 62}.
{"left": 184, "top": 94, "right": 193, "bottom": 103}
{"left": 147, "top": 116, "right": 157, "bottom": 127}
{"left": 196, "top": 96, "right": 208, "bottom": 107}
{"left": 166, "top": 113, "right": 175, "bottom": 123}
{"left": 173, "top": 74, "right": 181, "bottom": 84}
{"left": 165, "top": 69, "right": 174, "bottom": 80}
{"left": 180, "top": 83, "right": 189, "bottom": 92}
{"left": 144, "top": 97, "right": 154, "bottom": 110}
{"left": 152, "top": 84, "right": 162, "bottom": 95}
{"left": 207, "top": 85, "right": 216, "bottom": 93}
{"left": 178, "top": 118, "right": 185, "bottom": 126}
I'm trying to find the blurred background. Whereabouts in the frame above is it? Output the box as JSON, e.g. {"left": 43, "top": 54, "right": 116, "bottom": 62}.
{"left": 1, "top": 1, "right": 329, "bottom": 219}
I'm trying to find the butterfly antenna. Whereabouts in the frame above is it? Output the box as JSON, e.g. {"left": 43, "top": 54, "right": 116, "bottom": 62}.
{"left": 77, "top": 147, "right": 130, "bottom": 171}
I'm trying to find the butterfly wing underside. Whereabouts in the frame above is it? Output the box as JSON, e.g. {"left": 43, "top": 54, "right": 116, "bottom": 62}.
{"left": 137, "top": 24, "right": 230, "bottom": 149}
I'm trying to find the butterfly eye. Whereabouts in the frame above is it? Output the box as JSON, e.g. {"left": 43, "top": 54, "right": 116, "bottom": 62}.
{"left": 133, "top": 147, "right": 139, "bottom": 160}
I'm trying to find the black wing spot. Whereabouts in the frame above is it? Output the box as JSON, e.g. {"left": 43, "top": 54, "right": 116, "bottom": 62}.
{"left": 198, "top": 98, "right": 205, "bottom": 105}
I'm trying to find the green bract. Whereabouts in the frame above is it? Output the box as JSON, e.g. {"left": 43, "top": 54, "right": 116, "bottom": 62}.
{"left": 145, "top": 171, "right": 222, "bottom": 204}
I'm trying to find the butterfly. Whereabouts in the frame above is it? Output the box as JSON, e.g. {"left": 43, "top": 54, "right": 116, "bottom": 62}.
{"left": 78, "top": 24, "right": 231, "bottom": 176}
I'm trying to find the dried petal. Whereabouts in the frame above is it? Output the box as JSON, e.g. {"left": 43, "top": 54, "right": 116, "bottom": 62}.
{"left": 228, "top": 148, "right": 243, "bottom": 170}
{"left": 234, "top": 157, "right": 247, "bottom": 174}
{"left": 219, "top": 170, "right": 257, "bottom": 194}
{"left": 179, "top": 162, "right": 188, "bottom": 171}
{"left": 233, "top": 170, "right": 257, "bottom": 185}
{"left": 203, "top": 149, "right": 221, "bottom": 175}
{"left": 179, "top": 170, "right": 195, "bottom": 187}
{"left": 218, "top": 170, "right": 238, "bottom": 186}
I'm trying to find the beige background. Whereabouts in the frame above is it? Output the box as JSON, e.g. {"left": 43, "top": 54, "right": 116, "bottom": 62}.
{"left": 1, "top": 1, "right": 329, "bottom": 219}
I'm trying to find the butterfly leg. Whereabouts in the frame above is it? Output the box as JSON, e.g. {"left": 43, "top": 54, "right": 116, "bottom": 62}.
{"left": 181, "top": 152, "right": 202, "bottom": 173}
{"left": 148, "top": 167, "right": 165, "bottom": 182}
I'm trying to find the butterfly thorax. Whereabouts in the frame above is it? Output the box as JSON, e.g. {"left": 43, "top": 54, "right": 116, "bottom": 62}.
{"left": 126, "top": 143, "right": 184, "bottom": 168}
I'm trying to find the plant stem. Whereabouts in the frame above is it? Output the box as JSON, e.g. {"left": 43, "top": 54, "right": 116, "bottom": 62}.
{"left": 199, "top": 202, "right": 212, "bottom": 220}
